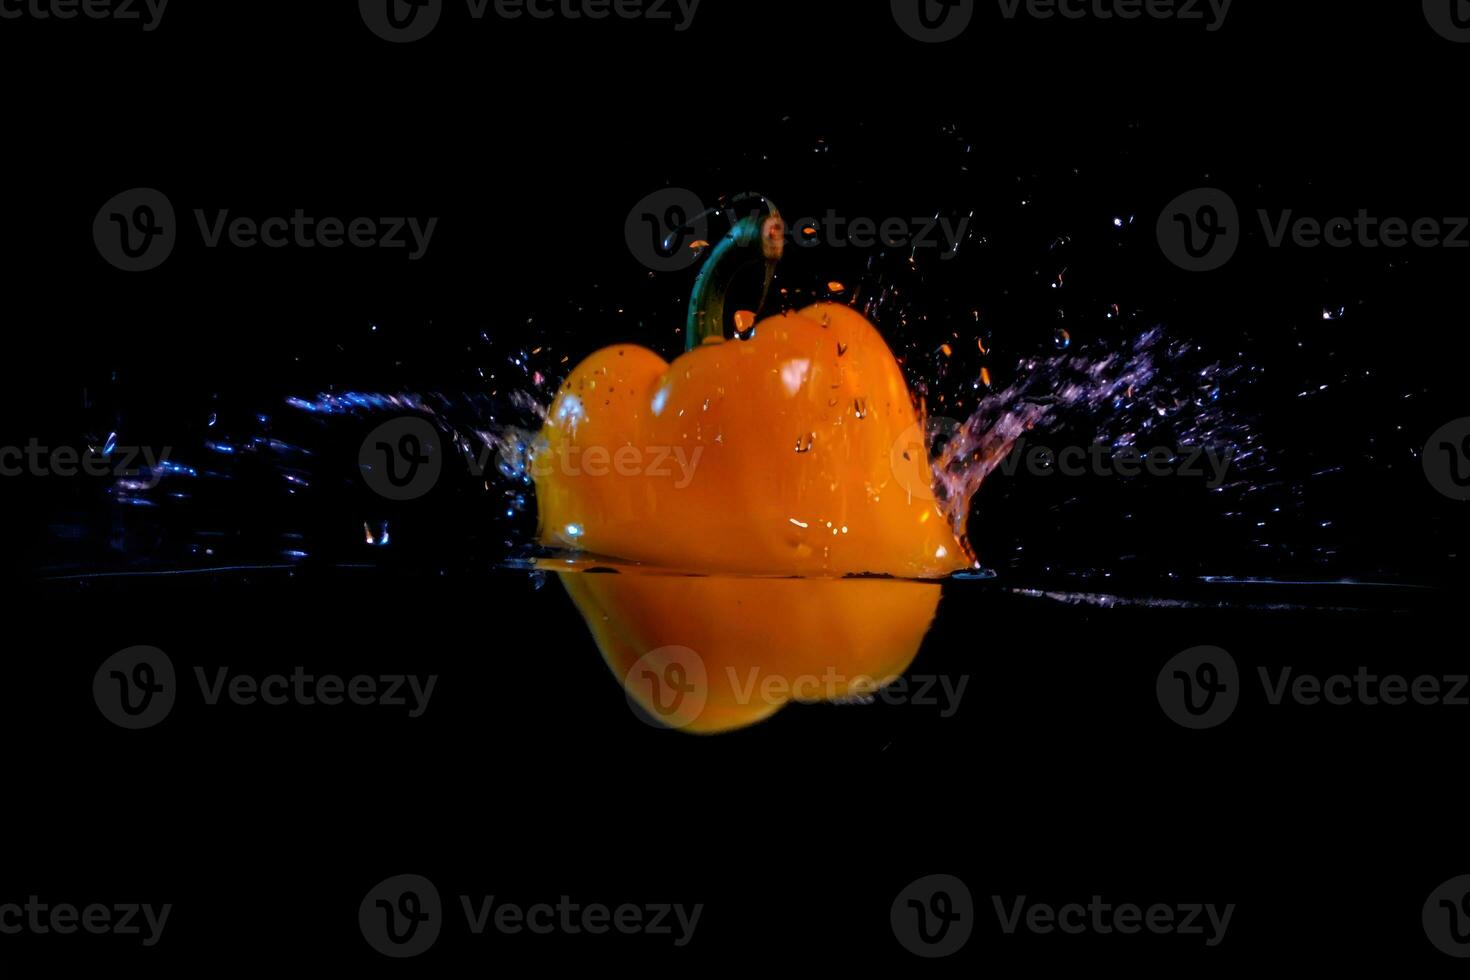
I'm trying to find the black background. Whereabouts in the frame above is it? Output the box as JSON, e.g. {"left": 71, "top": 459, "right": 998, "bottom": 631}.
{"left": 3, "top": 0, "right": 1470, "bottom": 970}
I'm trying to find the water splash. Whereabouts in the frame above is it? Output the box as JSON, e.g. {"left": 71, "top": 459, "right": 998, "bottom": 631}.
{"left": 924, "top": 325, "right": 1257, "bottom": 543}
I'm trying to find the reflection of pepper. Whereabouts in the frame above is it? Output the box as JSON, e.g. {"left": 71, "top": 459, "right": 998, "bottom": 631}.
{"left": 536, "top": 200, "right": 970, "bottom": 732}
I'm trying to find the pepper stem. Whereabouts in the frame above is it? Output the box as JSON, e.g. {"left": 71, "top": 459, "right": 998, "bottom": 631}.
{"left": 686, "top": 197, "right": 784, "bottom": 351}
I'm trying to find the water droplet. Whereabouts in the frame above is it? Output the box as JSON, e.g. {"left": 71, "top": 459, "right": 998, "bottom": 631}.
{"left": 363, "top": 520, "right": 392, "bottom": 547}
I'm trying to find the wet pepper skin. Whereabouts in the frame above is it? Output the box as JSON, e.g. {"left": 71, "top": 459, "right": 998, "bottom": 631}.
{"left": 536, "top": 302, "right": 970, "bottom": 733}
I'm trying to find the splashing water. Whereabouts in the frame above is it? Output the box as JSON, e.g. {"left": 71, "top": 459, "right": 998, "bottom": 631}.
{"left": 260, "top": 310, "right": 1262, "bottom": 586}
{"left": 925, "top": 325, "right": 1256, "bottom": 544}
{"left": 44, "top": 297, "right": 1271, "bottom": 587}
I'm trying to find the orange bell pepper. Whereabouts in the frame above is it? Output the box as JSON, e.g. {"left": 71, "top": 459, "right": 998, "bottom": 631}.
{"left": 535, "top": 201, "right": 970, "bottom": 732}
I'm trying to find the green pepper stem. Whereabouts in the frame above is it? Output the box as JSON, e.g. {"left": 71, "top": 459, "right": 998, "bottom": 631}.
{"left": 686, "top": 197, "right": 784, "bottom": 351}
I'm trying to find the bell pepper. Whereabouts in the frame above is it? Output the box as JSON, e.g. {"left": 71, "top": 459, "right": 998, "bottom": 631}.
{"left": 535, "top": 200, "right": 970, "bottom": 732}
